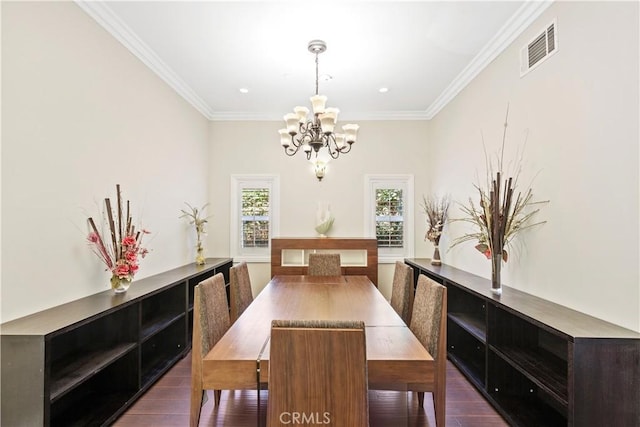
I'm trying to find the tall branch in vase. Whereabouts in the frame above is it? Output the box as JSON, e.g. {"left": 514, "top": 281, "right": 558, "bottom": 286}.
{"left": 180, "top": 202, "right": 211, "bottom": 265}
{"left": 86, "top": 184, "right": 151, "bottom": 293}
{"left": 450, "top": 107, "right": 548, "bottom": 294}
{"left": 421, "top": 195, "right": 450, "bottom": 265}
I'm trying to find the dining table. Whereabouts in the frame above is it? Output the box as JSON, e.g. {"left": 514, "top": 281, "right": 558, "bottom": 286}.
{"left": 196, "top": 275, "right": 435, "bottom": 424}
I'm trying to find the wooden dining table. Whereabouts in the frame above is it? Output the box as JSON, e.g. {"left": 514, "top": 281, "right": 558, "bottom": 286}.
{"left": 201, "top": 275, "right": 433, "bottom": 390}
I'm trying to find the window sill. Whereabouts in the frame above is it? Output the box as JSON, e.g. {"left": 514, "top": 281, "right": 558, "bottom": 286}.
{"left": 232, "top": 255, "right": 271, "bottom": 263}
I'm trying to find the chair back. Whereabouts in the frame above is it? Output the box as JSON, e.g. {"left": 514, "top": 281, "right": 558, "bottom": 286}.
{"left": 409, "top": 274, "right": 447, "bottom": 426}
{"left": 307, "top": 253, "right": 342, "bottom": 276}
{"left": 191, "top": 273, "right": 230, "bottom": 425}
{"left": 410, "top": 274, "right": 446, "bottom": 362}
{"left": 230, "top": 261, "right": 254, "bottom": 322}
{"left": 267, "top": 319, "right": 369, "bottom": 427}
{"left": 390, "top": 261, "right": 414, "bottom": 325}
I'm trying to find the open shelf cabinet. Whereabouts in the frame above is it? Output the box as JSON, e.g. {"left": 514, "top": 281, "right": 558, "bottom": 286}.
{"left": 405, "top": 258, "right": 640, "bottom": 427}
{"left": 271, "top": 237, "right": 378, "bottom": 285}
{"left": 1, "top": 258, "right": 232, "bottom": 427}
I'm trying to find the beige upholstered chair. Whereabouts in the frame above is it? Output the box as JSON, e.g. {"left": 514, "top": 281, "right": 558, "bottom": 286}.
{"left": 409, "top": 274, "right": 447, "bottom": 427}
{"left": 229, "top": 261, "right": 254, "bottom": 322}
{"left": 307, "top": 253, "right": 342, "bottom": 276}
{"left": 267, "top": 319, "right": 369, "bottom": 427}
{"left": 190, "top": 273, "right": 231, "bottom": 427}
{"left": 390, "top": 261, "right": 414, "bottom": 325}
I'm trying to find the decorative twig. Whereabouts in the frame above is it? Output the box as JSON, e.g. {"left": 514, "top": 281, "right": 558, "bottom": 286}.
{"left": 450, "top": 108, "right": 548, "bottom": 262}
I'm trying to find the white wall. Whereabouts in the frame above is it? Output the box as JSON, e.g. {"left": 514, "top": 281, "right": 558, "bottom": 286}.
{"left": 429, "top": 1, "right": 639, "bottom": 331}
{"left": 3, "top": 1, "right": 638, "bottom": 333}
{"left": 1, "top": 2, "right": 210, "bottom": 322}
{"left": 206, "top": 120, "right": 431, "bottom": 298}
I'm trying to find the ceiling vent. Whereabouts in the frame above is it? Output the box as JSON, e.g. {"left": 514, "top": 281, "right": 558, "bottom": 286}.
{"left": 520, "top": 20, "right": 557, "bottom": 76}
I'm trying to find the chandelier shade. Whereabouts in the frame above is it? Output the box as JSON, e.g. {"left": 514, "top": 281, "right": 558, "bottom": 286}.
{"left": 279, "top": 40, "right": 359, "bottom": 161}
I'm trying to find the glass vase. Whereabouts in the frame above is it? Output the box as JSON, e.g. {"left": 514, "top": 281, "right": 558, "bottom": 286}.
{"left": 431, "top": 244, "right": 441, "bottom": 265}
{"left": 196, "top": 243, "right": 206, "bottom": 265}
{"left": 111, "top": 275, "right": 131, "bottom": 294}
{"left": 491, "top": 252, "right": 502, "bottom": 295}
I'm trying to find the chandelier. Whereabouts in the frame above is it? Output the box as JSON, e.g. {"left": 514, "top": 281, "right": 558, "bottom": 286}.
{"left": 278, "top": 40, "right": 359, "bottom": 161}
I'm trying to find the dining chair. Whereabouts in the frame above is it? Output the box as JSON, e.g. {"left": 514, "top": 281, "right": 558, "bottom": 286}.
{"left": 190, "top": 273, "right": 231, "bottom": 427}
{"left": 389, "top": 261, "right": 414, "bottom": 325}
{"left": 307, "top": 253, "right": 342, "bottom": 276}
{"left": 267, "top": 319, "right": 369, "bottom": 427}
{"left": 229, "top": 261, "right": 254, "bottom": 322}
{"left": 409, "top": 274, "right": 447, "bottom": 427}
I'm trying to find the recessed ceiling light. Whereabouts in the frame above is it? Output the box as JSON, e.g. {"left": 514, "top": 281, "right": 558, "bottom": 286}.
{"left": 379, "top": 87, "right": 389, "bottom": 93}
{"left": 239, "top": 88, "right": 249, "bottom": 94}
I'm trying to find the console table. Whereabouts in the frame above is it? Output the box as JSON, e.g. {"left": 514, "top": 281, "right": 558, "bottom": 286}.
{"left": 1, "top": 258, "right": 232, "bottom": 427}
{"left": 271, "top": 237, "right": 378, "bottom": 285}
{"left": 405, "top": 258, "right": 640, "bottom": 427}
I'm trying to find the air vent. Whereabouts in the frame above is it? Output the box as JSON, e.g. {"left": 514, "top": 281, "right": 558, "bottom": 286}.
{"left": 520, "top": 20, "right": 557, "bottom": 76}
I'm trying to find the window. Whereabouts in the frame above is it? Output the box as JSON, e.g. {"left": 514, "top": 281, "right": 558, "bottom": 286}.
{"left": 364, "top": 175, "right": 414, "bottom": 262}
{"left": 241, "top": 188, "right": 270, "bottom": 248}
{"left": 231, "top": 175, "right": 280, "bottom": 262}
{"left": 375, "top": 188, "right": 404, "bottom": 248}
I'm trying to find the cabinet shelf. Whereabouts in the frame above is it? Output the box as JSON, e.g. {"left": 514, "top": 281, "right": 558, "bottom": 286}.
{"left": 50, "top": 342, "right": 137, "bottom": 402}
{"left": 51, "top": 389, "right": 133, "bottom": 427}
{"left": 489, "top": 393, "right": 566, "bottom": 427}
{"left": 50, "top": 349, "right": 138, "bottom": 427}
{"left": 141, "top": 312, "right": 185, "bottom": 342}
{"left": 448, "top": 319, "right": 486, "bottom": 386}
{"left": 491, "top": 345, "right": 568, "bottom": 406}
{"left": 449, "top": 312, "right": 486, "bottom": 342}
{"left": 142, "top": 351, "right": 183, "bottom": 386}
{"left": 448, "top": 352, "right": 485, "bottom": 389}
{"left": 141, "top": 319, "right": 186, "bottom": 385}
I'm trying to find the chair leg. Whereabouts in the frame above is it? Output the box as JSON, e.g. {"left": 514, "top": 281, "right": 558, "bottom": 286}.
{"left": 189, "top": 378, "right": 203, "bottom": 427}
{"left": 214, "top": 389, "right": 222, "bottom": 406}
{"left": 189, "top": 346, "right": 204, "bottom": 427}
{"left": 433, "top": 385, "right": 445, "bottom": 427}
{"left": 417, "top": 391, "right": 425, "bottom": 408}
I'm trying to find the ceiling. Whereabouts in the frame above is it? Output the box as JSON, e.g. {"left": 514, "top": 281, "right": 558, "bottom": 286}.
{"left": 76, "top": 1, "right": 552, "bottom": 121}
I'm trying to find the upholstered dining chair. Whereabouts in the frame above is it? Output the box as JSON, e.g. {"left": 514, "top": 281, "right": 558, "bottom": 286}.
{"left": 307, "top": 253, "right": 342, "bottom": 276}
{"left": 190, "top": 273, "right": 231, "bottom": 427}
{"left": 409, "top": 274, "right": 447, "bottom": 427}
{"left": 390, "top": 261, "right": 414, "bottom": 325}
{"left": 267, "top": 319, "right": 369, "bottom": 427}
{"left": 229, "top": 261, "right": 254, "bottom": 322}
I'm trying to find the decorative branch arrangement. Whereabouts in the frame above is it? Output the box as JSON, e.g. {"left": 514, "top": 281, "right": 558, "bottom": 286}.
{"left": 421, "top": 195, "right": 450, "bottom": 265}
{"left": 180, "top": 202, "right": 211, "bottom": 265}
{"left": 87, "top": 184, "right": 150, "bottom": 291}
{"left": 421, "top": 195, "right": 450, "bottom": 244}
{"left": 450, "top": 108, "right": 547, "bottom": 293}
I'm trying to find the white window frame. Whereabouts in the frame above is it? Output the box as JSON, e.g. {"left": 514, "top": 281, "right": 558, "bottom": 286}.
{"left": 364, "top": 174, "right": 414, "bottom": 263}
{"left": 230, "top": 175, "right": 280, "bottom": 263}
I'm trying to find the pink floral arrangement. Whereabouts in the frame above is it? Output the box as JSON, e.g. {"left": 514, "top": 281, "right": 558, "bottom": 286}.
{"left": 87, "top": 184, "right": 150, "bottom": 288}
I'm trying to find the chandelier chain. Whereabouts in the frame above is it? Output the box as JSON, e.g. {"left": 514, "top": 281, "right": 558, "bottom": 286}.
{"left": 278, "top": 39, "right": 360, "bottom": 180}
{"left": 315, "top": 53, "right": 319, "bottom": 96}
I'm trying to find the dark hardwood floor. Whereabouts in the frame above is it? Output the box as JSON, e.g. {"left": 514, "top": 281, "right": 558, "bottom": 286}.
{"left": 113, "top": 353, "right": 508, "bottom": 426}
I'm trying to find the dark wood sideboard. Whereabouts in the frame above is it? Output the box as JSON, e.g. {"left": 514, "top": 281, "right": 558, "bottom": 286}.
{"left": 1, "top": 258, "right": 232, "bottom": 427}
{"left": 405, "top": 258, "right": 640, "bottom": 427}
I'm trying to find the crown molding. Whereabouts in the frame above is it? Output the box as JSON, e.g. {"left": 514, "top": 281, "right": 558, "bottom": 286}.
{"left": 74, "top": 0, "right": 215, "bottom": 120}
{"left": 76, "top": 0, "right": 552, "bottom": 123}
{"left": 209, "top": 110, "right": 430, "bottom": 122}
{"left": 424, "top": 0, "right": 554, "bottom": 119}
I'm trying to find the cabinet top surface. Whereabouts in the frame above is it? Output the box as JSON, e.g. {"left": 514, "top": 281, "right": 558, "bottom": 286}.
{"left": 405, "top": 258, "right": 640, "bottom": 339}
{"left": 1, "top": 258, "right": 232, "bottom": 336}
